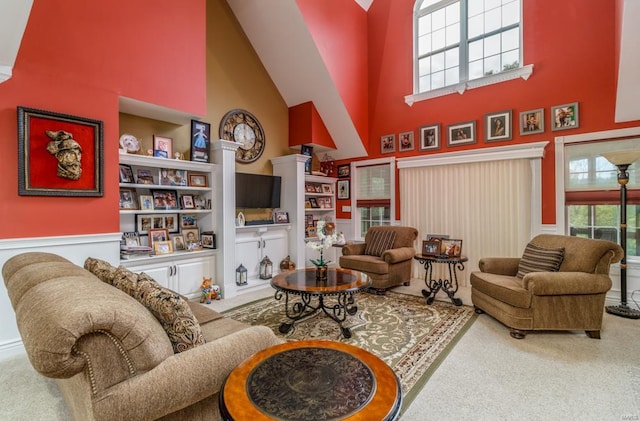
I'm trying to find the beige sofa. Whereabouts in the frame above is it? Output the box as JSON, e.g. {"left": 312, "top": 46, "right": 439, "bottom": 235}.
{"left": 339, "top": 226, "right": 418, "bottom": 293}
{"left": 470, "top": 234, "right": 623, "bottom": 339}
{"left": 2, "top": 252, "right": 282, "bottom": 421}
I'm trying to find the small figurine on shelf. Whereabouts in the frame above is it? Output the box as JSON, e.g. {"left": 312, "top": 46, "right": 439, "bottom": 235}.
{"left": 210, "top": 284, "right": 222, "bottom": 300}
{"left": 200, "top": 277, "right": 214, "bottom": 304}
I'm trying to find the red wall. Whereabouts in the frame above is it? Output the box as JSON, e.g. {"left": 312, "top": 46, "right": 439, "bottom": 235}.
{"left": 0, "top": 0, "right": 206, "bottom": 240}
{"left": 337, "top": 0, "right": 639, "bottom": 222}
{"left": 296, "top": 0, "right": 369, "bottom": 147}
{"left": 289, "top": 102, "right": 337, "bottom": 149}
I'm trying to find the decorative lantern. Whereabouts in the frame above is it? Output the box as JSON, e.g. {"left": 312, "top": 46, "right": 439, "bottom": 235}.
{"left": 236, "top": 264, "right": 247, "bottom": 286}
{"left": 259, "top": 255, "right": 273, "bottom": 280}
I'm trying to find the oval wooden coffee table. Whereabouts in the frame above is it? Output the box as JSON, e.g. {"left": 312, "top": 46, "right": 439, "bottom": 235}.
{"left": 219, "top": 340, "right": 402, "bottom": 421}
{"left": 270, "top": 268, "right": 371, "bottom": 338}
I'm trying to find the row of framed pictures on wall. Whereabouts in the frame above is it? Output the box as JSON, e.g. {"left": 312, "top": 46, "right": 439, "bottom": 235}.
{"left": 119, "top": 164, "right": 209, "bottom": 187}
{"left": 381, "top": 102, "right": 579, "bottom": 153}
{"left": 119, "top": 188, "right": 210, "bottom": 211}
{"left": 122, "top": 227, "right": 215, "bottom": 257}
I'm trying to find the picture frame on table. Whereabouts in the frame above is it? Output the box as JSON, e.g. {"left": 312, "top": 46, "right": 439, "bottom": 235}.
{"left": 151, "top": 189, "right": 179, "bottom": 210}
{"left": 441, "top": 239, "right": 463, "bottom": 257}
{"left": 337, "top": 179, "right": 350, "bottom": 200}
{"left": 301, "top": 144, "right": 314, "bottom": 174}
{"left": 153, "top": 135, "right": 173, "bottom": 158}
{"left": 398, "top": 131, "right": 415, "bottom": 152}
{"left": 551, "top": 102, "right": 579, "bottom": 131}
{"left": 148, "top": 228, "right": 169, "bottom": 250}
{"left": 182, "top": 228, "right": 201, "bottom": 250}
{"left": 519, "top": 108, "right": 545, "bottom": 135}
{"left": 154, "top": 240, "right": 173, "bottom": 255}
{"left": 422, "top": 240, "right": 441, "bottom": 256}
{"left": 189, "top": 174, "right": 208, "bottom": 187}
{"left": 201, "top": 232, "right": 216, "bottom": 249}
{"left": 17, "top": 106, "right": 103, "bottom": 197}
{"left": 419, "top": 124, "right": 440, "bottom": 151}
{"left": 447, "top": 121, "right": 476, "bottom": 147}
{"left": 119, "top": 188, "right": 138, "bottom": 210}
{"left": 427, "top": 234, "right": 450, "bottom": 254}
{"left": 190, "top": 120, "right": 211, "bottom": 163}
{"left": 119, "top": 164, "right": 134, "bottom": 183}
{"left": 337, "top": 164, "right": 350, "bottom": 178}
{"left": 381, "top": 134, "right": 396, "bottom": 154}
{"left": 273, "top": 211, "right": 289, "bottom": 224}
{"left": 485, "top": 110, "right": 512, "bottom": 142}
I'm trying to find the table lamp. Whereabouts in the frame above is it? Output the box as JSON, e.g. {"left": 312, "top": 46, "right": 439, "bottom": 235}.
{"left": 601, "top": 150, "right": 640, "bottom": 319}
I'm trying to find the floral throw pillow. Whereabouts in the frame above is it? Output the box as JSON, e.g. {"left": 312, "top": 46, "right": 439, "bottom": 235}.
{"left": 134, "top": 277, "right": 206, "bottom": 353}
{"left": 84, "top": 257, "right": 119, "bottom": 285}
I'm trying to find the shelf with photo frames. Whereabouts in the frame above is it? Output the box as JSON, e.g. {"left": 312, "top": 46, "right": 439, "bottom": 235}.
{"left": 118, "top": 153, "right": 217, "bottom": 266}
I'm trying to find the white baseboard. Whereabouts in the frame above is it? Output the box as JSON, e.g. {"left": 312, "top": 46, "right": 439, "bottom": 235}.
{"left": 0, "top": 339, "right": 25, "bottom": 361}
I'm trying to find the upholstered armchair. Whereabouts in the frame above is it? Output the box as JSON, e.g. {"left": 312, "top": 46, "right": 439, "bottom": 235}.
{"left": 339, "top": 226, "right": 418, "bottom": 294}
{"left": 470, "top": 234, "right": 623, "bottom": 339}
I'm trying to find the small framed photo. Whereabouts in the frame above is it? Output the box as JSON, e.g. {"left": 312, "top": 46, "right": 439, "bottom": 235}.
{"left": 122, "top": 232, "right": 140, "bottom": 247}
{"left": 314, "top": 185, "right": 322, "bottom": 193}
{"left": 151, "top": 189, "right": 179, "bottom": 210}
{"left": 441, "top": 239, "right": 463, "bottom": 257}
{"left": 181, "top": 194, "right": 195, "bottom": 209}
{"left": 309, "top": 197, "right": 319, "bottom": 208}
{"left": 182, "top": 228, "right": 201, "bottom": 250}
{"left": 419, "top": 124, "right": 440, "bottom": 151}
{"left": 119, "top": 188, "right": 138, "bottom": 210}
{"left": 181, "top": 214, "right": 197, "bottom": 228}
{"left": 273, "top": 211, "right": 289, "bottom": 224}
{"left": 139, "top": 194, "right": 154, "bottom": 210}
{"left": 172, "top": 235, "right": 186, "bottom": 251}
{"left": 201, "top": 231, "right": 216, "bottom": 249}
{"left": 159, "top": 168, "right": 187, "bottom": 186}
{"left": 398, "top": 131, "right": 415, "bottom": 152}
{"left": 422, "top": 240, "right": 441, "bottom": 256}
{"left": 193, "top": 195, "right": 208, "bottom": 209}
{"left": 381, "top": 134, "right": 396, "bottom": 154}
{"left": 163, "top": 214, "right": 179, "bottom": 233}
{"left": 551, "top": 102, "right": 579, "bottom": 131}
{"left": 428, "top": 234, "right": 450, "bottom": 254}
{"left": 337, "top": 179, "right": 350, "bottom": 200}
{"left": 321, "top": 184, "right": 333, "bottom": 194}
{"left": 304, "top": 199, "right": 312, "bottom": 209}
{"left": 136, "top": 169, "right": 154, "bottom": 185}
{"left": 153, "top": 135, "right": 173, "bottom": 158}
{"left": 306, "top": 226, "right": 317, "bottom": 237}
{"left": 337, "top": 164, "right": 350, "bottom": 178}
{"left": 189, "top": 174, "right": 208, "bottom": 187}
{"left": 154, "top": 240, "right": 173, "bottom": 255}
{"left": 447, "top": 121, "right": 476, "bottom": 147}
{"left": 190, "top": 120, "right": 211, "bottom": 163}
{"left": 119, "top": 164, "right": 134, "bottom": 183}
{"left": 148, "top": 228, "right": 170, "bottom": 250}
{"left": 485, "top": 110, "right": 512, "bottom": 142}
{"left": 136, "top": 215, "right": 153, "bottom": 235}
{"left": 519, "top": 109, "right": 545, "bottom": 135}
{"left": 301, "top": 144, "right": 314, "bottom": 174}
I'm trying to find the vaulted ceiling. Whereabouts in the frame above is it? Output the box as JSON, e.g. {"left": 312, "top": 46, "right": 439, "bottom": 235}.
{"left": 2, "top": 0, "right": 638, "bottom": 158}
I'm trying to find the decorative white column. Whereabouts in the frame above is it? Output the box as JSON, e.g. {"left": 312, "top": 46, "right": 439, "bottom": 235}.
{"left": 271, "top": 154, "right": 308, "bottom": 270}
{"left": 212, "top": 139, "right": 239, "bottom": 297}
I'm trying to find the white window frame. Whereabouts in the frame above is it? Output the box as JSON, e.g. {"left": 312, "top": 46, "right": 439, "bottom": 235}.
{"left": 406, "top": 0, "right": 532, "bottom": 106}
{"left": 350, "top": 157, "right": 396, "bottom": 240}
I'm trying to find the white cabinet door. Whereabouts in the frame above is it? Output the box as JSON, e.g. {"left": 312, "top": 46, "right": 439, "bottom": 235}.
{"left": 262, "top": 233, "right": 288, "bottom": 274}
{"left": 125, "top": 262, "right": 171, "bottom": 288}
{"left": 174, "top": 257, "right": 213, "bottom": 297}
{"left": 235, "top": 237, "right": 261, "bottom": 278}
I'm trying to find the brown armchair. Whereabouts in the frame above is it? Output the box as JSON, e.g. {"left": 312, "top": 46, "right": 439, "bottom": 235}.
{"left": 470, "top": 234, "right": 623, "bottom": 339}
{"left": 339, "top": 226, "right": 418, "bottom": 294}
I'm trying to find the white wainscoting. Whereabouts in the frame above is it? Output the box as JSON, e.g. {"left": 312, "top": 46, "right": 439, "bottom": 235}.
{"left": 0, "top": 233, "right": 121, "bottom": 360}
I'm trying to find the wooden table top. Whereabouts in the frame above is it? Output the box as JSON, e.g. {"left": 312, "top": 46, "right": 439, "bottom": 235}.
{"left": 414, "top": 254, "right": 468, "bottom": 263}
{"left": 220, "top": 340, "right": 401, "bottom": 421}
{"left": 270, "top": 267, "right": 371, "bottom": 294}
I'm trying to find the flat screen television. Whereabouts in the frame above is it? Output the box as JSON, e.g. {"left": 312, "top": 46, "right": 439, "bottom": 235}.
{"left": 235, "top": 172, "right": 281, "bottom": 209}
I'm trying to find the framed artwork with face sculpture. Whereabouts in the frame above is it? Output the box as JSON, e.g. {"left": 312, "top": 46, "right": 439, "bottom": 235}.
{"left": 17, "top": 106, "right": 103, "bottom": 196}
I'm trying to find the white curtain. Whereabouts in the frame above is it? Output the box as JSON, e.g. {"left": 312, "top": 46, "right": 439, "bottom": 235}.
{"left": 400, "top": 159, "right": 532, "bottom": 285}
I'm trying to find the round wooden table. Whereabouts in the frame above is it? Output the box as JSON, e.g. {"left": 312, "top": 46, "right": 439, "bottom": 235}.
{"left": 219, "top": 340, "right": 402, "bottom": 421}
{"left": 270, "top": 268, "right": 371, "bottom": 338}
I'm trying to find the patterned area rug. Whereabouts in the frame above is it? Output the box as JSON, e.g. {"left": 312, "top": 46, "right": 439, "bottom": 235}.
{"left": 224, "top": 290, "right": 477, "bottom": 412}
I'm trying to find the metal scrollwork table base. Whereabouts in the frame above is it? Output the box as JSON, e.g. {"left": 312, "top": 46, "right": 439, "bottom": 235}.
{"left": 414, "top": 254, "right": 467, "bottom": 306}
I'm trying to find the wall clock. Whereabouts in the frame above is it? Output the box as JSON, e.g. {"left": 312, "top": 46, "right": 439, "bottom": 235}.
{"left": 219, "top": 109, "right": 265, "bottom": 163}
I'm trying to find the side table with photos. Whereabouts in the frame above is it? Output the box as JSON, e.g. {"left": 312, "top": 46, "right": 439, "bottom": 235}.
{"left": 416, "top": 236, "right": 466, "bottom": 306}
{"left": 118, "top": 153, "right": 217, "bottom": 298}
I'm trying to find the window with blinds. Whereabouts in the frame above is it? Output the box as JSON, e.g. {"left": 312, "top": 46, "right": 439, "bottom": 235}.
{"left": 356, "top": 163, "right": 392, "bottom": 236}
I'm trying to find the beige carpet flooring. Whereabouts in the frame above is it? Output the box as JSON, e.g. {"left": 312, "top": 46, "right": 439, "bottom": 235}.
{"left": 1, "top": 281, "right": 639, "bottom": 420}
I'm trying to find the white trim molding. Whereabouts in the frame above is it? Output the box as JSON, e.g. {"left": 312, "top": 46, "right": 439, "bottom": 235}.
{"left": 405, "top": 65, "right": 533, "bottom": 106}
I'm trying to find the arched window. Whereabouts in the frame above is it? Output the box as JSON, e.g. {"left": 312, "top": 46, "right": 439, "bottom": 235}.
{"left": 414, "top": 0, "right": 522, "bottom": 95}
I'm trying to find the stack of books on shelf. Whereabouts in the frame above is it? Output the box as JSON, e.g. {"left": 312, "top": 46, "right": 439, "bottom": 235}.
{"left": 120, "top": 245, "right": 153, "bottom": 260}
